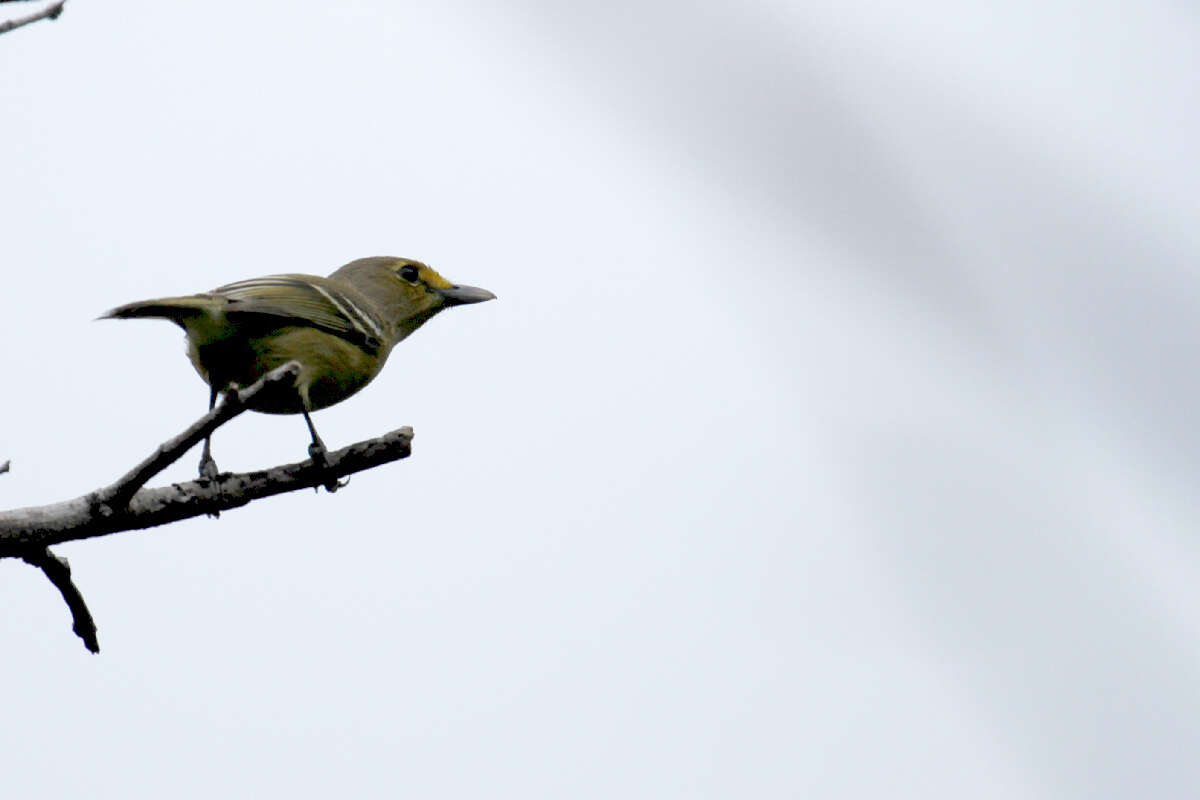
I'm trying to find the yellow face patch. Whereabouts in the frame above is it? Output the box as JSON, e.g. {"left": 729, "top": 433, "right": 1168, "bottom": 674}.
{"left": 415, "top": 263, "right": 454, "bottom": 290}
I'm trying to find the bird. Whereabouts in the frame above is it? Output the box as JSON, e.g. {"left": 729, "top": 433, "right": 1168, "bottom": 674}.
{"left": 101, "top": 256, "right": 495, "bottom": 484}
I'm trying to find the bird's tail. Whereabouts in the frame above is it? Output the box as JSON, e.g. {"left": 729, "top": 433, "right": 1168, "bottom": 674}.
{"left": 98, "top": 295, "right": 216, "bottom": 322}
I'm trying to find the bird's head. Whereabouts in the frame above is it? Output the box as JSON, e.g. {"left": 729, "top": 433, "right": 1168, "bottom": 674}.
{"left": 333, "top": 256, "right": 496, "bottom": 344}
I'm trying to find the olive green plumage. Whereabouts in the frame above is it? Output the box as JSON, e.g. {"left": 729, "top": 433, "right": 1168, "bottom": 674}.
{"left": 102, "top": 256, "right": 495, "bottom": 475}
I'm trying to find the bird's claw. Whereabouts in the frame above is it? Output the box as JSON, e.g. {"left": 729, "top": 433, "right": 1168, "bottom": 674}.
{"left": 198, "top": 453, "right": 223, "bottom": 518}
{"left": 199, "top": 453, "right": 220, "bottom": 482}
{"left": 307, "top": 442, "right": 347, "bottom": 493}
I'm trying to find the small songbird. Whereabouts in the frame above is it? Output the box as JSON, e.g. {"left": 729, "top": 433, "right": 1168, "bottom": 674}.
{"left": 102, "top": 256, "right": 495, "bottom": 480}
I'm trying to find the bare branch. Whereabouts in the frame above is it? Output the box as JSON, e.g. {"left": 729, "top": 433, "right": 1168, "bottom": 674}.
{"left": 0, "top": 426, "right": 413, "bottom": 551}
{"left": 0, "top": 358, "right": 414, "bottom": 652}
{"left": 0, "top": 427, "right": 412, "bottom": 653}
{"left": 19, "top": 546, "right": 98, "bottom": 653}
{"left": 0, "top": 460, "right": 9, "bottom": 475}
{"left": 0, "top": 0, "right": 65, "bottom": 36}
{"left": 0, "top": 427, "right": 412, "bottom": 652}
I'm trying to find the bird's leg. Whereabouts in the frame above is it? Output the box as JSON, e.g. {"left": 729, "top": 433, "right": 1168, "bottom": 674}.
{"left": 303, "top": 408, "right": 348, "bottom": 493}
{"left": 302, "top": 408, "right": 327, "bottom": 464}
{"left": 198, "top": 384, "right": 220, "bottom": 481}
{"left": 200, "top": 384, "right": 224, "bottom": 518}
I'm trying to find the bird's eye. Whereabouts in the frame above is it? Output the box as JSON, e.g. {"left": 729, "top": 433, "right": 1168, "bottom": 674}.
{"left": 399, "top": 265, "right": 420, "bottom": 283}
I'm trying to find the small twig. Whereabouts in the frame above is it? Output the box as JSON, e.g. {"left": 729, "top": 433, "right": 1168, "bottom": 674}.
{"left": 0, "top": 0, "right": 65, "bottom": 36}
{"left": 19, "top": 546, "right": 99, "bottom": 653}
{"left": 0, "top": 460, "right": 9, "bottom": 475}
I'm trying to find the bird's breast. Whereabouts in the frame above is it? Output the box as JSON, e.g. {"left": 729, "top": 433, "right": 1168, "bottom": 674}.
{"left": 188, "top": 324, "right": 387, "bottom": 414}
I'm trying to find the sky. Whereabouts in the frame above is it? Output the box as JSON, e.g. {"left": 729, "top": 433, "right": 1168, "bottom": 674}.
{"left": 2, "top": 0, "right": 1200, "bottom": 797}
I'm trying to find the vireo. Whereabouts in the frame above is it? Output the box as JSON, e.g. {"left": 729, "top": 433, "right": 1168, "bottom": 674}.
{"left": 102, "top": 256, "right": 495, "bottom": 479}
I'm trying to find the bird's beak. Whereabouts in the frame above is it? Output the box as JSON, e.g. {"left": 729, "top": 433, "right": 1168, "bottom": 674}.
{"left": 437, "top": 284, "right": 496, "bottom": 306}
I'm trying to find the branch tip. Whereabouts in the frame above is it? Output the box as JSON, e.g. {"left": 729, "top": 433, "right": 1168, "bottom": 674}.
{"left": 20, "top": 546, "right": 99, "bottom": 653}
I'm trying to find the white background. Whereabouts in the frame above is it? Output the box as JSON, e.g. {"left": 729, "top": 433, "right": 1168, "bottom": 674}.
{"left": 3, "top": 1, "right": 1199, "bottom": 797}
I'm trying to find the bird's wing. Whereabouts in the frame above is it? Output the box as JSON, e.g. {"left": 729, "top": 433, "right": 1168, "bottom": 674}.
{"left": 214, "top": 274, "right": 384, "bottom": 352}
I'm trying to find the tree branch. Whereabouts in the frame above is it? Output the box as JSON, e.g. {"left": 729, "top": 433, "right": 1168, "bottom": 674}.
{"left": 0, "top": 0, "right": 65, "bottom": 36}
{"left": 0, "top": 361, "right": 415, "bottom": 651}
{"left": 0, "top": 425, "right": 413, "bottom": 551}
{"left": 19, "top": 546, "right": 98, "bottom": 653}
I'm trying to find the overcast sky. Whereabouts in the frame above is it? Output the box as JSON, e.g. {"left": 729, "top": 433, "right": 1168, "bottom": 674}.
{"left": 3, "top": 1, "right": 1200, "bottom": 797}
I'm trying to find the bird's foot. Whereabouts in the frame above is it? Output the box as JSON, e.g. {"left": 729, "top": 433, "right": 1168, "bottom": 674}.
{"left": 198, "top": 453, "right": 223, "bottom": 518}
{"left": 308, "top": 442, "right": 349, "bottom": 493}
{"left": 199, "top": 453, "right": 220, "bottom": 482}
